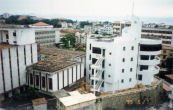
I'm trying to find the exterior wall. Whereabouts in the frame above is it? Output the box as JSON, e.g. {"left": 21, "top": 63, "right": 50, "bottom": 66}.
{"left": 34, "top": 28, "right": 60, "bottom": 47}
{"left": 27, "top": 56, "right": 85, "bottom": 92}
{"left": 0, "top": 43, "right": 38, "bottom": 95}
{"left": 0, "top": 29, "right": 35, "bottom": 45}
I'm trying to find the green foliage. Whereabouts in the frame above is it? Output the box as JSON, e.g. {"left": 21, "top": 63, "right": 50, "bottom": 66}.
{"left": 13, "top": 87, "right": 39, "bottom": 101}
{"left": 80, "top": 21, "right": 92, "bottom": 28}
{"left": 60, "top": 34, "right": 76, "bottom": 48}
{"left": 5, "top": 15, "right": 74, "bottom": 28}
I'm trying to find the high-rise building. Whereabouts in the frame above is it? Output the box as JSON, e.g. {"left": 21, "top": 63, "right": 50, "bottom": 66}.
{"left": 0, "top": 25, "right": 38, "bottom": 101}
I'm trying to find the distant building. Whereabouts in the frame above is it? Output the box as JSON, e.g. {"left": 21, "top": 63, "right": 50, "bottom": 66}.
{"left": 75, "top": 32, "right": 87, "bottom": 45}
{"left": 142, "top": 23, "right": 173, "bottom": 47}
{"left": 26, "top": 47, "right": 85, "bottom": 94}
{"left": 113, "top": 21, "right": 131, "bottom": 35}
{"left": 30, "top": 22, "right": 60, "bottom": 47}
{"left": 18, "top": 16, "right": 27, "bottom": 20}
{"left": 2, "top": 13, "right": 11, "bottom": 19}
{"left": 86, "top": 16, "right": 161, "bottom": 94}
{"left": 59, "top": 22, "right": 68, "bottom": 28}
{"left": 160, "top": 46, "right": 173, "bottom": 64}
{"left": 0, "top": 25, "right": 38, "bottom": 101}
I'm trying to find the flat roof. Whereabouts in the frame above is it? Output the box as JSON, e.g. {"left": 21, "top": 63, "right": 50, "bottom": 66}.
{"left": 32, "top": 98, "right": 47, "bottom": 105}
{"left": 59, "top": 91, "right": 96, "bottom": 107}
{"left": 30, "top": 47, "right": 85, "bottom": 72}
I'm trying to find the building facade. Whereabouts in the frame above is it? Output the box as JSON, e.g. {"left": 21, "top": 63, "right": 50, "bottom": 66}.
{"left": 142, "top": 23, "right": 173, "bottom": 47}
{"left": 26, "top": 47, "right": 85, "bottom": 94}
{"left": 86, "top": 17, "right": 161, "bottom": 94}
{"left": 30, "top": 22, "right": 60, "bottom": 47}
{"left": 0, "top": 26, "right": 38, "bottom": 100}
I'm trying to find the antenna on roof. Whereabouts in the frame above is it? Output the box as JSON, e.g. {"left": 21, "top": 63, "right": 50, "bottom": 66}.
{"left": 131, "top": 0, "right": 134, "bottom": 17}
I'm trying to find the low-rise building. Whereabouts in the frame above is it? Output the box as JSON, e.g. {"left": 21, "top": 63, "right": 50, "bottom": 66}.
{"left": 160, "top": 46, "right": 173, "bottom": 64}
{"left": 26, "top": 47, "right": 85, "bottom": 94}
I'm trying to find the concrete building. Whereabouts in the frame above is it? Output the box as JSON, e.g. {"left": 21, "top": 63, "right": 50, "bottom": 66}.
{"left": 113, "top": 21, "right": 131, "bottom": 35}
{"left": 86, "top": 16, "right": 161, "bottom": 94}
{"left": 75, "top": 32, "right": 87, "bottom": 45}
{"left": 26, "top": 47, "right": 85, "bottom": 94}
{"left": 160, "top": 46, "right": 173, "bottom": 64}
{"left": 30, "top": 22, "right": 60, "bottom": 47}
{"left": 0, "top": 25, "right": 38, "bottom": 100}
{"left": 142, "top": 23, "right": 173, "bottom": 47}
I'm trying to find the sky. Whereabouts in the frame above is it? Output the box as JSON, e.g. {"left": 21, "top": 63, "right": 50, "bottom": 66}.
{"left": 0, "top": 0, "right": 173, "bottom": 24}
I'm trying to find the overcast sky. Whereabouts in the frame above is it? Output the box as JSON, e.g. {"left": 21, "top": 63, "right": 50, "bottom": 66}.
{"left": 0, "top": 0, "right": 173, "bottom": 22}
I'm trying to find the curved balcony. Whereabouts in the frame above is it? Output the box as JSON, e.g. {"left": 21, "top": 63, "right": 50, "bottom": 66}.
{"left": 138, "top": 66, "right": 160, "bottom": 75}
{"left": 139, "top": 56, "right": 160, "bottom": 65}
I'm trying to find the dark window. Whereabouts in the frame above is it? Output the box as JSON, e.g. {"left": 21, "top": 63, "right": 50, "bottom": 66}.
{"left": 140, "top": 44, "right": 161, "bottom": 51}
{"left": 102, "top": 71, "right": 104, "bottom": 79}
{"left": 138, "top": 75, "right": 142, "bottom": 80}
{"left": 92, "top": 58, "right": 97, "bottom": 64}
{"left": 131, "top": 57, "right": 133, "bottom": 61}
{"left": 30, "top": 74, "right": 33, "bottom": 85}
{"left": 150, "top": 55, "right": 155, "bottom": 60}
{"left": 89, "top": 64, "right": 91, "bottom": 70}
{"left": 123, "top": 47, "right": 125, "bottom": 51}
{"left": 141, "top": 55, "right": 149, "bottom": 60}
{"left": 90, "top": 44, "right": 91, "bottom": 50}
{"left": 109, "top": 52, "right": 112, "bottom": 55}
{"left": 140, "top": 65, "right": 148, "bottom": 71}
{"left": 13, "top": 32, "right": 16, "bottom": 36}
{"left": 6, "top": 34, "right": 9, "bottom": 39}
{"left": 101, "top": 82, "right": 104, "bottom": 87}
{"left": 49, "top": 78, "right": 53, "bottom": 90}
{"left": 92, "top": 69, "right": 94, "bottom": 75}
{"left": 89, "top": 74, "right": 90, "bottom": 80}
{"left": 89, "top": 54, "right": 91, "bottom": 60}
{"left": 102, "top": 60, "right": 105, "bottom": 68}
{"left": 122, "top": 58, "right": 125, "bottom": 62}
{"left": 36, "top": 75, "right": 39, "bottom": 86}
{"left": 92, "top": 47, "right": 101, "bottom": 54}
{"left": 131, "top": 46, "right": 134, "bottom": 50}
{"left": 129, "top": 78, "right": 132, "bottom": 82}
{"left": 91, "top": 80, "right": 94, "bottom": 85}
{"left": 103, "top": 49, "right": 105, "bottom": 57}
{"left": 121, "top": 79, "right": 124, "bottom": 83}
{"left": 122, "top": 69, "right": 124, "bottom": 73}
{"left": 130, "top": 68, "right": 133, "bottom": 72}
{"left": 42, "top": 77, "right": 45, "bottom": 88}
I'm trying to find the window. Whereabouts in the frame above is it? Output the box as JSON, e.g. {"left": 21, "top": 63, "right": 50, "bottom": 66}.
{"left": 122, "top": 69, "right": 124, "bottom": 73}
{"left": 109, "top": 64, "right": 111, "bottom": 66}
{"left": 49, "top": 78, "right": 53, "bottom": 90}
{"left": 121, "top": 79, "right": 124, "bottom": 83}
{"left": 141, "top": 55, "right": 149, "bottom": 60}
{"left": 150, "top": 55, "right": 155, "bottom": 60}
{"left": 89, "top": 74, "right": 90, "bottom": 80}
{"left": 140, "top": 44, "right": 161, "bottom": 51}
{"left": 101, "top": 82, "right": 104, "bottom": 87}
{"left": 109, "top": 52, "right": 112, "bottom": 55}
{"left": 123, "top": 47, "right": 125, "bottom": 51}
{"left": 122, "top": 58, "right": 125, "bottom": 62}
{"left": 129, "top": 78, "right": 132, "bottom": 82}
{"left": 90, "top": 44, "right": 91, "bottom": 50}
{"left": 92, "top": 47, "right": 101, "bottom": 54}
{"left": 131, "top": 57, "right": 133, "bottom": 61}
{"left": 92, "top": 58, "right": 97, "bottom": 64}
{"left": 13, "top": 32, "right": 16, "bottom": 36}
{"left": 36, "top": 75, "right": 39, "bottom": 86}
{"left": 89, "top": 54, "right": 91, "bottom": 60}
{"left": 102, "top": 60, "right": 105, "bottom": 68}
{"left": 130, "top": 68, "right": 133, "bottom": 72}
{"left": 92, "top": 69, "right": 94, "bottom": 75}
{"left": 140, "top": 65, "right": 148, "bottom": 71}
{"left": 138, "top": 75, "right": 142, "bottom": 80}
{"left": 30, "top": 74, "right": 33, "bottom": 85}
{"left": 103, "top": 49, "right": 105, "bottom": 57}
{"left": 42, "top": 77, "right": 45, "bottom": 88}
{"left": 89, "top": 64, "right": 91, "bottom": 70}
{"left": 102, "top": 71, "right": 105, "bottom": 79}
{"left": 91, "top": 80, "right": 94, "bottom": 85}
{"left": 108, "top": 75, "right": 111, "bottom": 78}
{"left": 131, "top": 46, "right": 134, "bottom": 50}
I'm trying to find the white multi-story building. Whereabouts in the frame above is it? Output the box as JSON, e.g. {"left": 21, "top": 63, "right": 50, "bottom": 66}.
{"left": 86, "top": 16, "right": 161, "bottom": 94}
{"left": 30, "top": 22, "right": 60, "bottom": 47}
{"left": 75, "top": 32, "right": 87, "bottom": 45}
{"left": 0, "top": 25, "right": 38, "bottom": 100}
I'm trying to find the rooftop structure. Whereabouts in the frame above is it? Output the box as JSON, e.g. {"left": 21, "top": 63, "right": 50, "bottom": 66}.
{"left": 26, "top": 47, "right": 86, "bottom": 94}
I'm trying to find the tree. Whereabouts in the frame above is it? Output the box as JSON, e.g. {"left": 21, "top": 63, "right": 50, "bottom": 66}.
{"left": 61, "top": 34, "right": 76, "bottom": 48}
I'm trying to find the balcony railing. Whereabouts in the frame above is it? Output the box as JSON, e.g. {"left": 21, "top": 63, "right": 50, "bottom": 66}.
{"left": 91, "top": 80, "right": 103, "bottom": 92}
{"left": 90, "top": 70, "right": 103, "bottom": 80}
